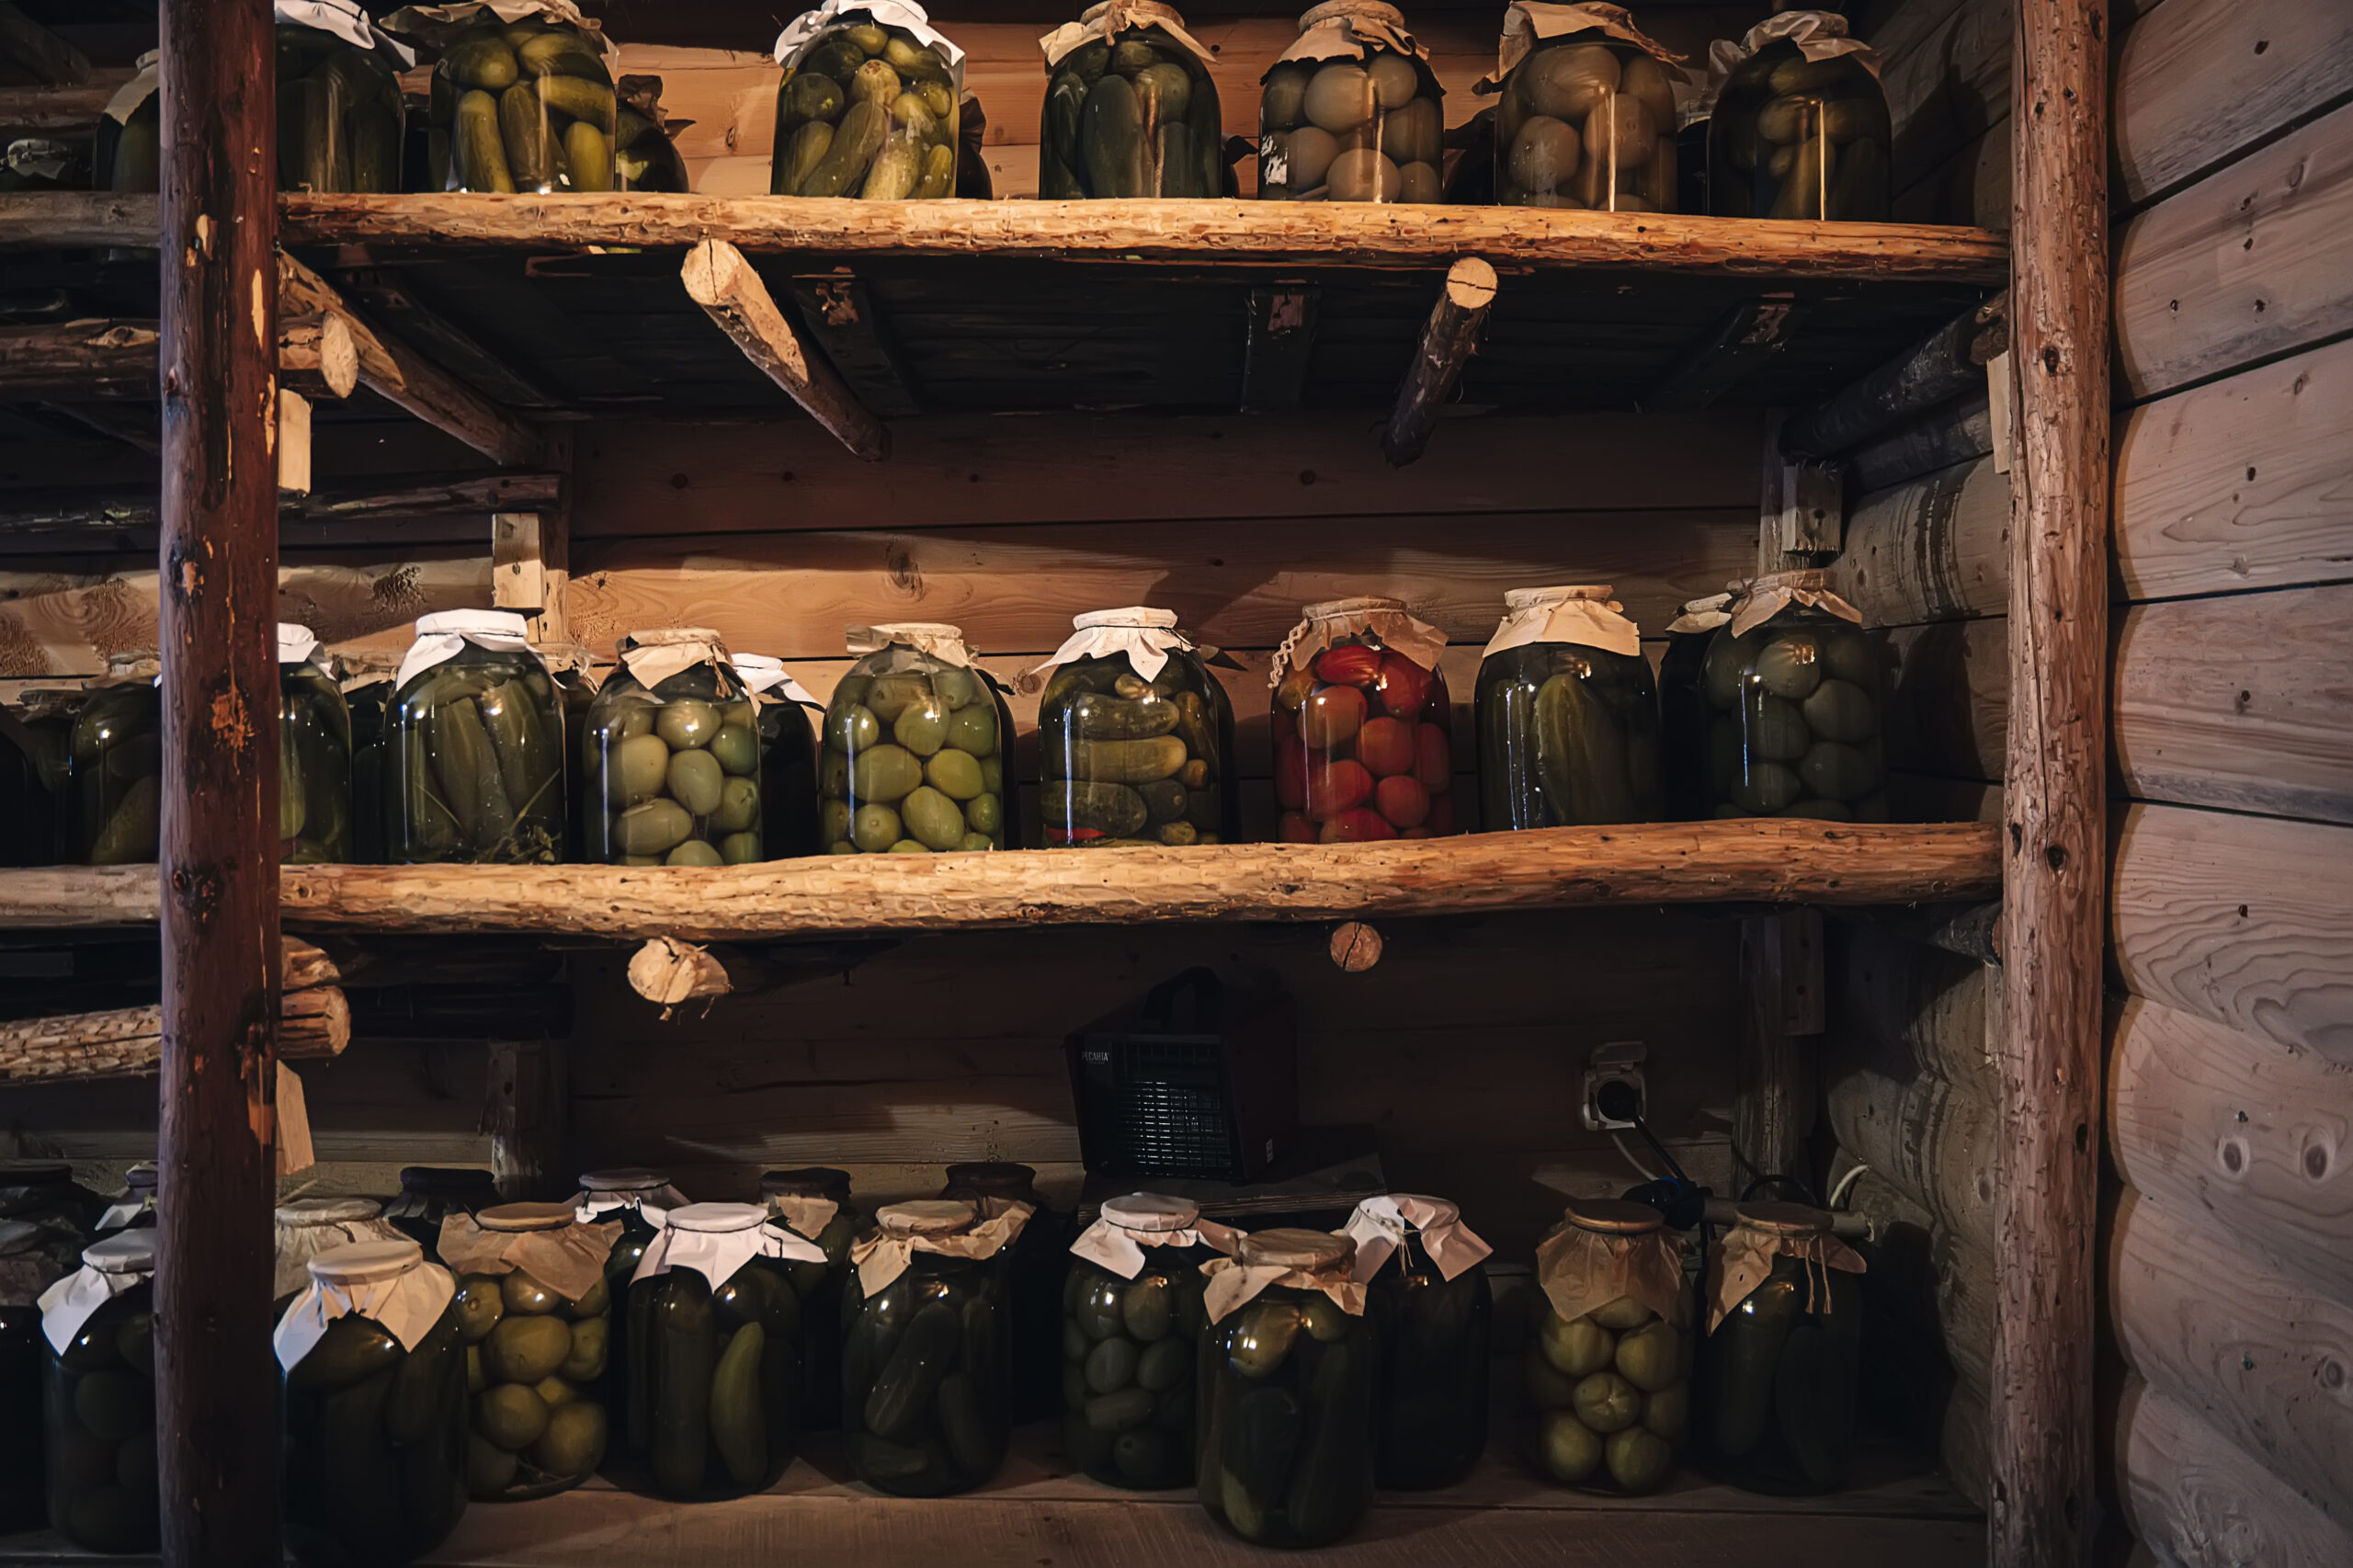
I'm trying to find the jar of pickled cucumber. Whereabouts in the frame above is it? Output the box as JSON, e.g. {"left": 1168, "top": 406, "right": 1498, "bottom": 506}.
{"left": 821, "top": 624, "right": 1014, "bottom": 855}
{"left": 574, "top": 1168, "right": 685, "bottom": 1456}
{"left": 275, "top": 1198, "right": 405, "bottom": 1312}
{"left": 761, "top": 1167, "right": 858, "bottom": 1429}
{"left": 583, "top": 630, "right": 762, "bottom": 868}
{"left": 1659, "top": 589, "right": 1734, "bottom": 822}
{"left": 0, "top": 1222, "right": 62, "bottom": 1534}
{"left": 39, "top": 1232, "right": 159, "bottom": 1553}
{"left": 1029, "top": 608, "right": 1236, "bottom": 848}
{"left": 938, "top": 1163, "right": 1065, "bottom": 1425}
{"left": 1258, "top": 3, "right": 1444, "bottom": 203}
{"left": 66, "top": 662, "right": 160, "bottom": 867}
{"left": 274, "top": 1, "right": 412, "bottom": 192}
{"left": 1039, "top": 1, "right": 1224, "bottom": 199}
{"left": 1343, "top": 1194, "right": 1493, "bottom": 1490}
{"left": 1198, "top": 1228, "right": 1375, "bottom": 1547}
{"left": 770, "top": 0, "right": 966, "bottom": 199}
{"left": 1476, "top": 586, "right": 1664, "bottom": 829}
{"left": 276, "top": 1238, "right": 468, "bottom": 1564}
{"left": 438, "top": 1202, "right": 619, "bottom": 1500}
{"left": 1485, "top": 3, "right": 1685, "bottom": 210}
{"left": 278, "top": 624, "right": 354, "bottom": 864}
{"left": 1063, "top": 1194, "right": 1234, "bottom": 1489}
{"left": 93, "top": 1165, "right": 157, "bottom": 1237}
{"left": 1707, "top": 13, "right": 1888, "bottom": 221}
{"left": 730, "top": 654, "right": 823, "bottom": 860}
{"left": 1526, "top": 1198, "right": 1691, "bottom": 1495}
{"left": 386, "top": 0, "right": 621, "bottom": 193}
{"left": 623, "top": 1201, "right": 823, "bottom": 1500}
{"left": 0, "top": 691, "right": 68, "bottom": 867}
{"left": 1700, "top": 572, "right": 1884, "bottom": 821}
{"left": 610, "top": 80, "right": 693, "bottom": 192}
{"left": 1702, "top": 1202, "right": 1866, "bottom": 1493}
{"left": 385, "top": 611, "right": 566, "bottom": 864}
{"left": 1271, "top": 597, "right": 1456, "bottom": 843}
{"left": 843, "top": 1199, "right": 1029, "bottom": 1495}
{"left": 385, "top": 1166, "right": 503, "bottom": 1256}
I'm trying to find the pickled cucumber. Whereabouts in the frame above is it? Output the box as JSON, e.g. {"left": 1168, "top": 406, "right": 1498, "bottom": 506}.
{"left": 1199, "top": 1278, "right": 1375, "bottom": 1546}
{"left": 1480, "top": 633, "right": 1662, "bottom": 831}
{"left": 773, "top": 20, "right": 959, "bottom": 199}
{"left": 281, "top": 1295, "right": 468, "bottom": 1564}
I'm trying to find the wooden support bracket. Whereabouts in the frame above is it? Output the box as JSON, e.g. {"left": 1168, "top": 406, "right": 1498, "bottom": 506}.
{"left": 277, "top": 312, "right": 358, "bottom": 401}
{"left": 1643, "top": 297, "right": 1803, "bottom": 412}
{"left": 1780, "top": 290, "right": 2010, "bottom": 460}
{"left": 1381, "top": 258, "right": 1497, "bottom": 467}
{"left": 683, "top": 240, "right": 889, "bottom": 461}
{"left": 788, "top": 273, "right": 923, "bottom": 418}
{"left": 329, "top": 269, "right": 565, "bottom": 409}
{"left": 1241, "top": 287, "right": 1320, "bottom": 414}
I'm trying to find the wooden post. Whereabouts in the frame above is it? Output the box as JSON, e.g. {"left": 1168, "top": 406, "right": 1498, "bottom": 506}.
{"left": 485, "top": 1038, "right": 569, "bottom": 1202}
{"left": 1381, "top": 257, "right": 1496, "bottom": 467}
{"left": 681, "top": 240, "right": 889, "bottom": 461}
{"left": 1995, "top": 0, "right": 2109, "bottom": 1561}
{"left": 155, "top": 0, "right": 282, "bottom": 1562}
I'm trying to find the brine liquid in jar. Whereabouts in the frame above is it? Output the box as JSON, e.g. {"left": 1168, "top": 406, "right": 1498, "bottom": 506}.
{"left": 1272, "top": 597, "right": 1456, "bottom": 843}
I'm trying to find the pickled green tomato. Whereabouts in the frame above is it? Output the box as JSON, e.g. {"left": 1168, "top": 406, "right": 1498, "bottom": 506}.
{"left": 1525, "top": 1290, "right": 1688, "bottom": 1494}
{"left": 1062, "top": 1258, "right": 1208, "bottom": 1489}
{"left": 1699, "top": 604, "right": 1886, "bottom": 823}
{"left": 462, "top": 1267, "right": 612, "bottom": 1500}
{"left": 586, "top": 666, "right": 764, "bottom": 866}
{"left": 820, "top": 653, "right": 1009, "bottom": 854}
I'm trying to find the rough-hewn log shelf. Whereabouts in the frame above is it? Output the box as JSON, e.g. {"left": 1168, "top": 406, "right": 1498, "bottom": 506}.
{"left": 0, "top": 822, "right": 2001, "bottom": 941}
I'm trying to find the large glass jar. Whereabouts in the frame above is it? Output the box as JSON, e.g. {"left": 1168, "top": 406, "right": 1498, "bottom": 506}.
{"left": 439, "top": 1202, "right": 616, "bottom": 1501}
{"left": 1198, "top": 1229, "right": 1374, "bottom": 1548}
{"left": 1699, "top": 573, "right": 1885, "bottom": 821}
{"left": 820, "top": 624, "right": 1013, "bottom": 855}
{"left": 841, "top": 1199, "right": 1025, "bottom": 1495}
{"left": 733, "top": 654, "right": 822, "bottom": 860}
{"left": 770, "top": 1, "right": 965, "bottom": 199}
{"left": 97, "top": 56, "right": 162, "bottom": 193}
{"left": 1039, "top": 1, "right": 1223, "bottom": 199}
{"left": 384, "top": 1167, "right": 502, "bottom": 1257}
{"left": 1258, "top": 3, "right": 1443, "bottom": 204}
{"left": 1476, "top": 586, "right": 1664, "bottom": 829}
{"left": 1032, "top": 608, "right": 1235, "bottom": 848}
{"left": 1702, "top": 1202, "right": 1866, "bottom": 1493}
{"left": 1271, "top": 597, "right": 1456, "bottom": 844}
{"left": 0, "top": 1222, "right": 61, "bottom": 1535}
{"left": 584, "top": 630, "right": 761, "bottom": 868}
{"left": 761, "top": 1167, "right": 857, "bottom": 1429}
{"left": 0, "top": 692, "right": 68, "bottom": 866}
{"left": 275, "top": 1198, "right": 405, "bottom": 1312}
{"left": 280, "top": 625, "right": 354, "bottom": 864}
{"left": 39, "top": 1233, "right": 158, "bottom": 1554}
{"left": 397, "top": 4, "right": 620, "bottom": 194}
{"left": 1707, "top": 14, "right": 1889, "bottom": 221}
{"left": 385, "top": 611, "right": 565, "bottom": 864}
{"left": 1345, "top": 1194, "right": 1492, "bottom": 1491}
{"left": 1526, "top": 1199, "right": 1691, "bottom": 1496}
{"left": 67, "top": 674, "right": 160, "bottom": 867}
{"left": 622, "top": 1202, "right": 819, "bottom": 1500}
{"left": 1061, "top": 1194, "right": 1229, "bottom": 1489}
{"left": 1489, "top": 6, "right": 1683, "bottom": 211}
{"left": 275, "top": 4, "right": 409, "bottom": 192}
{"left": 1659, "top": 590, "right": 1733, "bottom": 822}
{"left": 575, "top": 1168, "right": 686, "bottom": 1460}
{"left": 938, "top": 1163, "right": 1063, "bottom": 1425}
{"left": 276, "top": 1239, "right": 468, "bottom": 1566}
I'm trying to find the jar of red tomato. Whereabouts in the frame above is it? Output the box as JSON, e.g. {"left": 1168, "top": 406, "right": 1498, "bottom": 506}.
{"left": 1270, "top": 597, "right": 1456, "bottom": 844}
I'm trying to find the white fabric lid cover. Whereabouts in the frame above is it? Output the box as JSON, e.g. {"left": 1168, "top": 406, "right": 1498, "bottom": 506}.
{"left": 664, "top": 1201, "right": 766, "bottom": 1233}
{"left": 1099, "top": 1192, "right": 1199, "bottom": 1232}
{"left": 877, "top": 1199, "right": 976, "bottom": 1236}
{"left": 415, "top": 608, "right": 529, "bottom": 637}
{"left": 1505, "top": 585, "right": 1612, "bottom": 610}
{"left": 307, "top": 1237, "right": 423, "bottom": 1284}
{"left": 1074, "top": 607, "right": 1178, "bottom": 630}
{"left": 85, "top": 1231, "right": 156, "bottom": 1273}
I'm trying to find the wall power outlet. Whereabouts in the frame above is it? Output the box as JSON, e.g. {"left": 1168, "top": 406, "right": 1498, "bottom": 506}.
{"left": 1581, "top": 1040, "right": 1647, "bottom": 1131}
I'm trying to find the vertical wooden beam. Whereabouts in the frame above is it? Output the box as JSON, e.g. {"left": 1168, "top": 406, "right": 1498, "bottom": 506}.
{"left": 485, "top": 1038, "right": 569, "bottom": 1202}
{"left": 155, "top": 0, "right": 281, "bottom": 1562}
{"left": 1995, "top": 0, "right": 2110, "bottom": 1562}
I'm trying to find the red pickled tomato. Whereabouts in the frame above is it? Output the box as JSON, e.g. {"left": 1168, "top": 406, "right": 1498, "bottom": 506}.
{"left": 1299, "top": 684, "right": 1368, "bottom": 750}
{"left": 1356, "top": 716, "right": 1415, "bottom": 777}
{"left": 1274, "top": 733, "right": 1309, "bottom": 811}
{"left": 1412, "top": 723, "right": 1451, "bottom": 791}
{"left": 1278, "top": 811, "right": 1317, "bottom": 844}
{"left": 1313, "top": 644, "right": 1383, "bottom": 687}
{"left": 1374, "top": 653, "right": 1432, "bottom": 719}
{"left": 1319, "top": 808, "right": 1397, "bottom": 844}
{"left": 1375, "top": 774, "right": 1430, "bottom": 828}
{"left": 1304, "top": 757, "right": 1375, "bottom": 821}
{"left": 1425, "top": 791, "right": 1456, "bottom": 835}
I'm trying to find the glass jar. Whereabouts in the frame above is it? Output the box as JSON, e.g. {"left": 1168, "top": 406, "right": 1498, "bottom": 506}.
{"left": 1033, "top": 608, "right": 1236, "bottom": 848}
{"left": 385, "top": 611, "right": 566, "bottom": 864}
{"left": 1258, "top": 3, "right": 1443, "bottom": 204}
{"left": 842, "top": 1200, "right": 1021, "bottom": 1495}
{"left": 441, "top": 1202, "right": 615, "bottom": 1501}
{"left": 404, "top": 7, "right": 620, "bottom": 193}
{"left": 760, "top": 1167, "right": 857, "bottom": 1429}
{"left": 39, "top": 1232, "right": 158, "bottom": 1554}
{"left": 1271, "top": 597, "right": 1455, "bottom": 844}
{"left": 584, "top": 630, "right": 761, "bottom": 868}
{"left": 94, "top": 1165, "right": 157, "bottom": 1237}
{"left": 1346, "top": 1194, "right": 1492, "bottom": 1491}
{"left": 1476, "top": 586, "right": 1664, "bottom": 829}
{"left": 733, "top": 654, "right": 822, "bottom": 860}
{"left": 1658, "top": 590, "right": 1733, "bottom": 822}
{"left": 622, "top": 1202, "right": 816, "bottom": 1500}
{"left": 0, "top": 692, "right": 68, "bottom": 866}
{"left": 938, "top": 1163, "right": 1063, "bottom": 1425}
{"left": 277, "top": 1239, "right": 468, "bottom": 1565}
{"left": 384, "top": 1167, "right": 502, "bottom": 1257}
{"left": 1061, "top": 1193, "right": 1227, "bottom": 1489}
{"left": 575, "top": 1168, "right": 685, "bottom": 1459}
{"left": 1491, "top": 9, "right": 1682, "bottom": 211}
{"left": 274, "top": 1198, "right": 405, "bottom": 1312}
{"left": 1040, "top": 1, "right": 1223, "bottom": 199}
{"left": 0, "top": 1223, "right": 60, "bottom": 1534}
{"left": 771, "top": 1, "right": 965, "bottom": 199}
{"left": 1699, "top": 573, "right": 1885, "bottom": 821}
{"left": 67, "top": 676, "right": 160, "bottom": 867}
{"left": 275, "top": 5, "right": 408, "bottom": 192}
{"left": 279, "top": 625, "right": 354, "bottom": 864}
{"left": 1198, "top": 1229, "right": 1375, "bottom": 1548}
{"left": 344, "top": 668, "right": 395, "bottom": 865}
{"left": 1702, "top": 1203, "right": 1865, "bottom": 1493}
{"left": 1526, "top": 1199, "right": 1691, "bottom": 1496}
{"left": 820, "top": 625, "right": 1014, "bottom": 855}
{"left": 1708, "top": 15, "right": 1889, "bottom": 221}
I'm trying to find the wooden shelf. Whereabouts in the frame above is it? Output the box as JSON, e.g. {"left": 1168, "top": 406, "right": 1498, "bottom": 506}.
{"left": 0, "top": 822, "right": 2000, "bottom": 941}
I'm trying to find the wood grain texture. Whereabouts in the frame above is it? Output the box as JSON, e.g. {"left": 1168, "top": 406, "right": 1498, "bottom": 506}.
{"left": 1894, "top": 119, "right": 2012, "bottom": 232}
{"left": 2112, "top": 0, "right": 2353, "bottom": 207}
{"left": 1833, "top": 457, "right": 2010, "bottom": 628}
{"left": 1824, "top": 1037, "right": 1997, "bottom": 1256}
{"left": 2109, "top": 803, "right": 2353, "bottom": 1065}
{"left": 0, "top": 318, "right": 159, "bottom": 398}
{"left": 1876, "top": 0, "right": 2010, "bottom": 196}
{"left": 2111, "top": 1375, "right": 2353, "bottom": 1568}
{"left": 679, "top": 240, "right": 888, "bottom": 461}
{"left": 2107, "top": 994, "right": 2353, "bottom": 1308}
{"left": 1733, "top": 909, "right": 1822, "bottom": 1194}
{"left": 2111, "top": 336, "right": 2353, "bottom": 603}
{"left": 1828, "top": 919, "right": 1997, "bottom": 1097}
{"left": 0, "top": 76, "right": 124, "bottom": 136}
{"left": 2113, "top": 101, "right": 2353, "bottom": 403}
{"left": 0, "top": 988, "right": 347, "bottom": 1083}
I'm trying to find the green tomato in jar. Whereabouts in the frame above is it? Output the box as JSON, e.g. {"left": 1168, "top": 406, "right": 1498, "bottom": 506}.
{"left": 956, "top": 831, "right": 994, "bottom": 851}
{"left": 1605, "top": 1424, "right": 1674, "bottom": 1492}
{"left": 1120, "top": 1278, "right": 1172, "bottom": 1342}
{"left": 863, "top": 675, "right": 929, "bottom": 722}
{"left": 661, "top": 839, "right": 719, "bottom": 867}
{"left": 886, "top": 839, "right": 929, "bottom": 853}
{"left": 616, "top": 798, "right": 694, "bottom": 857}
{"left": 1085, "top": 1335, "right": 1138, "bottom": 1393}
{"left": 606, "top": 733, "right": 671, "bottom": 807}
{"left": 484, "top": 1313, "right": 574, "bottom": 1385}
{"left": 820, "top": 799, "right": 853, "bottom": 844}
{"left": 980, "top": 755, "right": 1003, "bottom": 793}
{"left": 529, "top": 1400, "right": 608, "bottom": 1479}
{"left": 1745, "top": 694, "right": 1812, "bottom": 762}
{"left": 962, "top": 791, "right": 1003, "bottom": 836}
{"left": 655, "top": 699, "right": 721, "bottom": 750}
{"left": 720, "top": 831, "right": 763, "bottom": 864}
{"left": 901, "top": 785, "right": 966, "bottom": 850}
{"left": 1640, "top": 1380, "right": 1688, "bottom": 1439}
{"left": 1752, "top": 632, "right": 1824, "bottom": 700}
{"left": 466, "top": 1433, "right": 519, "bottom": 1494}
{"left": 710, "top": 775, "right": 761, "bottom": 833}
{"left": 892, "top": 696, "right": 950, "bottom": 757}
{"left": 1590, "top": 1294, "right": 1654, "bottom": 1330}
{"left": 851, "top": 803, "right": 902, "bottom": 851}
{"left": 1540, "top": 1309, "right": 1614, "bottom": 1378}
{"left": 666, "top": 748, "right": 726, "bottom": 816}
{"left": 827, "top": 703, "right": 881, "bottom": 754}
{"left": 1824, "top": 628, "right": 1878, "bottom": 686}
{"left": 1612, "top": 1320, "right": 1680, "bottom": 1392}
{"left": 948, "top": 702, "right": 998, "bottom": 758}
{"left": 571, "top": 1276, "right": 608, "bottom": 1319}
{"left": 501, "top": 1270, "right": 563, "bottom": 1316}
{"left": 1702, "top": 628, "right": 1765, "bottom": 710}
{"left": 820, "top": 746, "right": 850, "bottom": 799}
{"left": 932, "top": 665, "right": 980, "bottom": 710}
{"left": 709, "top": 723, "right": 760, "bottom": 777}
{"left": 474, "top": 1381, "right": 551, "bottom": 1451}
{"left": 454, "top": 1274, "right": 506, "bottom": 1343}
{"left": 1571, "top": 1371, "right": 1642, "bottom": 1435}
{"left": 851, "top": 744, "right": 923, "bottom": 802}
{"left": 1540, "top": 1410, "right": 1604, "bottom": 1483}
{"left": 1801, "top": 678, "right": 1877, "bottom": 744}
{"left": 925, "top": 748, "right": 983, "bottom": 801}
